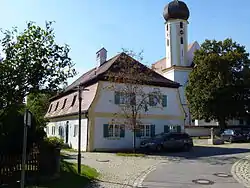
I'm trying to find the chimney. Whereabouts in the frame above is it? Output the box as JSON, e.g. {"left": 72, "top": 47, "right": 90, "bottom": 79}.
{"left": 96, "top": 48, "right": 107, "bottom": 67}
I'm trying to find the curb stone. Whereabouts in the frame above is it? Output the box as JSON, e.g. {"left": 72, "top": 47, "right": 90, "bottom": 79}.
{"left": 231, "top": 155, "right": 250, "bottom": 188}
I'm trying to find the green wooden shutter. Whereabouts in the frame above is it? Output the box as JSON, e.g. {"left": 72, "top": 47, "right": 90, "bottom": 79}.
{"left": 150, "top": 125, "right": 155, "bottom": 137}
{"left": 162, "top": 95, "right": 167, "bottom": 107}
{"left": 120, "top": 125, "right": 125, "bottom": 138}
{"left": 114, "top": 92, "right": 120, "bottom": 104}
{"left": 177, "top": 125, "right": 181, "bottom": 133}
{"left": 103, "top": 124, "right": 109, "bottom": 138}
{"left": 164, "top": 125, "right": 170, "bottom": 133}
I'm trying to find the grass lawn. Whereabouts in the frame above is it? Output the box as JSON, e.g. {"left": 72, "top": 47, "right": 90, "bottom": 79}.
{"left": 116, "top": 152, "right": 146, "bottom": 157}
{"left": 27, "top": 160, "right": 99, "bottom": 188}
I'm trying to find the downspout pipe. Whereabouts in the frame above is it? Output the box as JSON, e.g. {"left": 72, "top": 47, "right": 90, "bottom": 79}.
{"left": 177, "top": 88, "right": 187, "bottom": 128}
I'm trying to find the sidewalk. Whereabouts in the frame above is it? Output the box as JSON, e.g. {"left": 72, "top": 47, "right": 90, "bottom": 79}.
{"left": 231, "top": 155, "right": 250, "bottom": 188}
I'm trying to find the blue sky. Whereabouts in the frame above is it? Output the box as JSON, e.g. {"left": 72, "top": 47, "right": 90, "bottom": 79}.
{"left": 1, "top": 0, "right": 249, "bottom": 84}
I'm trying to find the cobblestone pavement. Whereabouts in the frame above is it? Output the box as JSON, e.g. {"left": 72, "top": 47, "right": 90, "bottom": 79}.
{"left": 63, "top": 143, "right": 250, "bottom": 188}
{"left": 231, "top": 155, "right": 250, "bottom": 188}
{"left": 63, "top": 152, "right": 169, "bottom": 188}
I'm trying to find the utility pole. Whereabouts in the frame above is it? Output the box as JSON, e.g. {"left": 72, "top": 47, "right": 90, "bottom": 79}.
{"left": 73, "top": 85, "right": 89, "bottom": 175}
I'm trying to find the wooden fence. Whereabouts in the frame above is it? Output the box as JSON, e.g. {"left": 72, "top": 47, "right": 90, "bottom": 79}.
{"left": 0, "top": 151, "right": 39, "bottom": 186}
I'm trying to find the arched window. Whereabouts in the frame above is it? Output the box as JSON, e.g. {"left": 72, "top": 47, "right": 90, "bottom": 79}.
{"left": 167, "top": 24, "right": 169, "bottom": 31}
{"left": 167, "top": 39, "right": 169, "bottom": 46}
{"left": 180, "top": 22, "right": 183, "bottom": 28}
{"left": 180, "top": 37, "right": 183, "bottom": 44}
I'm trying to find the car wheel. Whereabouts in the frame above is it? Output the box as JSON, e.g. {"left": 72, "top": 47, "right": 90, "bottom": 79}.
{"left": 156, "top": 144, "right": 163, "bottom": 152}
{"left": 229, "top": 137, "right": 233, "bottom": 143}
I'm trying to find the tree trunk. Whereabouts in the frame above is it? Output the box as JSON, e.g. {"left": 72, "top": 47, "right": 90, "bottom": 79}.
{"left": 133, "top": 130, "right": 136, "bottom": 153}
{"left": 218, "top": 117, "right": 227, "bottom": 131}
{"left": 132, "top": 119, "right": 137, "bottom": 153}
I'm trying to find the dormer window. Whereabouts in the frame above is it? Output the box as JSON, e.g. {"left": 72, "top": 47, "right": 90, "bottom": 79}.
{"left": 71, "top": 95, "right": 77, "bottom": 106}
{"left": 54, "top": 101, "right": 59, "bottom": 111}
{"left": 62, "top": 98, "right": 67, "bottom": 109}
{"left": 48, "top": 104, "right": 53, "bottom": 112}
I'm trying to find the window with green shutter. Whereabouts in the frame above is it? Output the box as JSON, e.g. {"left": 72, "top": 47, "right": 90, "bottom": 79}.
{"left": 150, "top": 125, "right": 155, "bottom": 137}
{"left": 136, "top": 125, "right": 154, "bottom": 138}
{"left": 164, "top": 125, "right": 170, "bottom": 133}
{"left": 162, "top": 95, "right": 167, "bottom": 107}
{"left": 103, "top": 124, "right": 109, "bottom": 138}
{"left": 177, "top": 125, "right": 181, "bottom": 133}
{"left": 104, "top": 124, "right": 126, "bottom": 138}
{"left": 120, "top": 125, "right": 125, "bottom": 137}
{"left": 114, "top": 92, "right": 120, "bottom": 104}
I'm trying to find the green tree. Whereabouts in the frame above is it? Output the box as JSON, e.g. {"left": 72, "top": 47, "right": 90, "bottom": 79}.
{"left": 0, "top": 21, "right": 76, "bottom": 109}
{"left": 0, "top": 104, "right": 46, "bottom": 154}
{"left": 27, "top": 92, "right": 55, "bottom": 128}
{"left": 186, "top": 39, "right": 250, "bottom": 130}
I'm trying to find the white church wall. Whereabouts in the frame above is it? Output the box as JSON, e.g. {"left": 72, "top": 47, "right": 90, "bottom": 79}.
{"left": 163, "top": 69, "right": 175, "bottom": 81}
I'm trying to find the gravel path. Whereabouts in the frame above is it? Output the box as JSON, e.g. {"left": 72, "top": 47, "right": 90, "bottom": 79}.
{"left": 63, "top": 152, "right": 168, "bottom": 188}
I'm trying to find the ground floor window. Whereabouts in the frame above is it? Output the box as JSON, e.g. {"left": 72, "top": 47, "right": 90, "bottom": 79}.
{"left": 52, "top": 126, "right": 56, "bottom": 135}
{"left": 103, "top": 124, "right": 125, "bottom": 138}
{"left": 164, "top": 125, "right": 181, "bottom": 133}
{"left": 136, "top": 124, "right": 155, "bottom": 138}
{"left": 59, "top": 126, "right": 64, "bottom": 137}
{"left": 73, "top": 124, "right": 78, "bottom": 137}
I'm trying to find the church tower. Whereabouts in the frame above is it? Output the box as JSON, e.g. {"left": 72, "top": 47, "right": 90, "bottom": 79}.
{"left": 164, "top": 0, "right": 189, "bottom": 68}
{"left": 162, "top": 0, "right": 192, "bottom": 125}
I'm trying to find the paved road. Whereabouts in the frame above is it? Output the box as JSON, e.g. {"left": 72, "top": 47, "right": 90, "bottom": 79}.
{"left": 142, "top": 144, "right": 250, "bottom": 188}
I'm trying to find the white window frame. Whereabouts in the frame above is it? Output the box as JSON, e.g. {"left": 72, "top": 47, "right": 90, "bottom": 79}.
{"left": 108, "top": 124, "right": 122, "bottom": 138}
{"left": 52, "top": 126, "right": 55, "bottom": 135}
{"left": 139, "top": 125, "right": 151, "bottom": 138}
{"left": 73, "top": 124, "right": 78, "bottom": 137}
{"left": 119, "top": 93, "right": 129, "bottom": 104}
{"left": 149, "top": 95, "right": 159, "bottom": 106}
{"left": 59, "top": 126, "right": 64, "bottom": 137}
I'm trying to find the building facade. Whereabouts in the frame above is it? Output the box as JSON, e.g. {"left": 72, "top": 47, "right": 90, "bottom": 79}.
{"left": 45, "top": 51, "right": 185, "bottom": 151}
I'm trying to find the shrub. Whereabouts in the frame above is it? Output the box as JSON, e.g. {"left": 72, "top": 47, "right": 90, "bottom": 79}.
{"left": 44, "top": 136, "right": 64, "bottom": 148}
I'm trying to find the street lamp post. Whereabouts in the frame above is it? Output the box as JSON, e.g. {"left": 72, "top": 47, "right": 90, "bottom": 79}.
{"left": 76, "top": 85, "right": 89, "bottom": 175}
{"left": 21, "top": 109, "right": 32, "bottom": 188}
